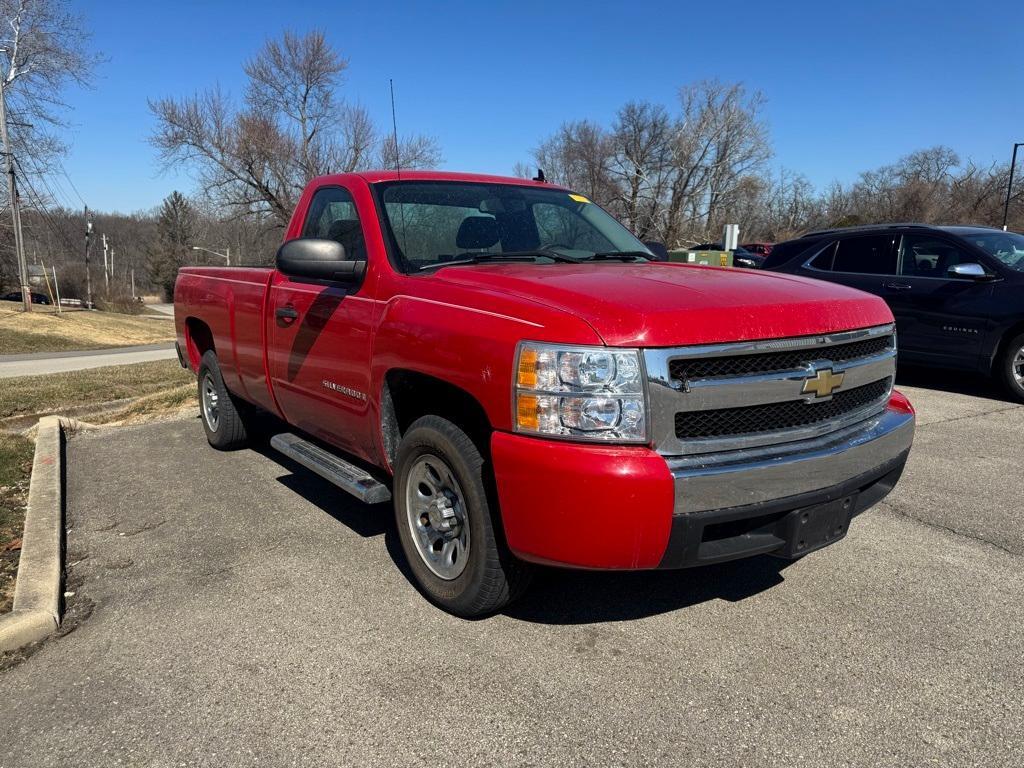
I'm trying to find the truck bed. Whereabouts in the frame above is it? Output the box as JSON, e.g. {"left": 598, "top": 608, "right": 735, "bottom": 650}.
{"left": 175, "top": 267, "right": 277, "bottom": 414}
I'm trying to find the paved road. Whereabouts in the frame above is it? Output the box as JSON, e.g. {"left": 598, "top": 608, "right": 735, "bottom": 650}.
{"left": 0, "top": 343, "right": 177, "bottom": 378}
{"left": 145, "top": 303, "right": 175, "bottom": 317}
{"left": 0, "top": 381, "right": 1021, "bottom": 767}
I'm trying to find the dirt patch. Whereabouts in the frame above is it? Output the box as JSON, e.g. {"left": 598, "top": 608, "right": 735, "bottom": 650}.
{"left": 0, "top": 432, "right": 33, "bottom": 613}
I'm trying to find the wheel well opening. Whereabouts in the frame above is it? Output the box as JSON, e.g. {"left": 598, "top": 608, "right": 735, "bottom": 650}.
{"left": 185, "top": 318, "right": 215, "bottom": 370}
{"left": 382, "top": 370, "right": 492, "bottom": 465}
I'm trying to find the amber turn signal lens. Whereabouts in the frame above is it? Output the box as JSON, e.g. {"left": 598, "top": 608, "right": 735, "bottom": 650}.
{"left": 516, "top": 393, "right": 539, "bottom": 430}
{"left": 517, "top": 347, "right": 538, "bottom": 389}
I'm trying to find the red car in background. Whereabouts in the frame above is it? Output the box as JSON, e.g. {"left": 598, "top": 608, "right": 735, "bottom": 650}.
{"left": 742, "top": 242, "right": 774, "bottom": 257}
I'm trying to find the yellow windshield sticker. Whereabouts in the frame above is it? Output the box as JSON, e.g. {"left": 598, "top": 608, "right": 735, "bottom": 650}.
{"left": 568, "top": 193, "right": 590, "bottom": 204}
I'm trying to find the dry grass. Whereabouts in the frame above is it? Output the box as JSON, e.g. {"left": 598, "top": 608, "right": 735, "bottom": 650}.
{"left": 0, "top": 360, "right": 194, "bottom": 419}
{"left": 0, "top": 433, "right": 34, "bottom": 613}
{"left": 92, "top": 383, "right": 198, "bottom": 426}
{"left": 0, "top": 302, "right": 175, "bottom": 355}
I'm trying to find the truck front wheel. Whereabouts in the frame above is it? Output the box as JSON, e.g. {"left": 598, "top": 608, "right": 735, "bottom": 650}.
{"left": 394, "top": 416, "right": 530, "bottom": 617}
{"left": 197, "top": 351, "right": 251, "bottom": 450}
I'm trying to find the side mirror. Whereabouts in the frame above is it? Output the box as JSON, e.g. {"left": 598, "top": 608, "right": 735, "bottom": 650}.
{"left": 276, "top": 238, "right": 366, "bottom": 283}
{"left": 643, "top": 240, "right": 670, "bottom": 261}
{"left": 948, "top": 262, "right": 992, "bottom": 280}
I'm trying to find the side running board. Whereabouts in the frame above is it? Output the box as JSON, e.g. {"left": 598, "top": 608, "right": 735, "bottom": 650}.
{"left": 270, "top": 433, "right": 392, "bottom": 504}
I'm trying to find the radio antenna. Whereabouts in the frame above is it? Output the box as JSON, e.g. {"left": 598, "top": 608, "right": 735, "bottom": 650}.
{"left": 389, "top": 78, "right": 409, "bottom": 263}
{"left": 389, "top": 78, "right": 401, "bottom": 180}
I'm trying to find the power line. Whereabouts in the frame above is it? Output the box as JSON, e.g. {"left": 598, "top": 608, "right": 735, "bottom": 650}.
{"left": 19, "top": 151, "right": 78, "bottom": 212}
{"left": 58, "top": 162, "right": 86, "bottom": 207}
{"left": 15, "top": 166, "right": 84, "bottom": 259}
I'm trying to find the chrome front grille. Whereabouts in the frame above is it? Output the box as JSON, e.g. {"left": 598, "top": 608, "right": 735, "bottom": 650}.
{"left": 674, "top": 377, "right": 892, "bottom": 439}
{"left": 668, "top": 335, "right": 893, "bottom": 382}
{"left": 644, "top": 324, "right": 896, "bottom": 455}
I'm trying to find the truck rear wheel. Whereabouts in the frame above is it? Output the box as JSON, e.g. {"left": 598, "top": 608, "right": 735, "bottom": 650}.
{"left": 394, "top": 415, "right": 530, "bottom": 617}
{"left": 197, "top": 351, "right": 251, "bottom": 450}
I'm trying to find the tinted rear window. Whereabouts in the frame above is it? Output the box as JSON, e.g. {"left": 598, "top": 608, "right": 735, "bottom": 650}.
{"left": 808, "top": 241, "right": 838, "bottom": 270}
{"left": 831, "top": 235, "right": 896, "bottom": 274}
{"left": 762, "top": 238, "right": 818, "bottom": 269}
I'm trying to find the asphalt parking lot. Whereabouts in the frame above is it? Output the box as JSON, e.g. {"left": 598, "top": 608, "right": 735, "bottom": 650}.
{"left": 1, "top": 375, "right": 1022, "bottom": 767}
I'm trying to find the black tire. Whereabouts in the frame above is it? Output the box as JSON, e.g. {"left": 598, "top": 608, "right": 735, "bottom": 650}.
{"left": 999, "top": 333, "right": 1024, "bottom": 402}
{"left": 197, "top": 350, "right": 251, "bottom": 450}
{"left": 394, "top": 415, "right": 531, "bottom": 617}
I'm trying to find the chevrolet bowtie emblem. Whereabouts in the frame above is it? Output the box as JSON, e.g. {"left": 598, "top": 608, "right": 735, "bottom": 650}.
{"left": 802, "top": 367, "right": 845, "bottom": 398}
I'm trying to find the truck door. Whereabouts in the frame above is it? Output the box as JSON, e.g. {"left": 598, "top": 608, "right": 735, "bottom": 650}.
{"left": 267, "top": 184, "right": 377, "bottom": 461}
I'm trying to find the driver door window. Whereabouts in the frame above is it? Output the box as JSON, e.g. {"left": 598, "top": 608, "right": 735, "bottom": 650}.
{"left": 302, "top": 186, "right": 366, "bottom": 262}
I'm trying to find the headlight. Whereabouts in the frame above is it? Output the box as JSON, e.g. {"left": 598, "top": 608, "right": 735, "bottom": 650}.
{"left": 513, "top": 342, "right": 647, "bottom": 443}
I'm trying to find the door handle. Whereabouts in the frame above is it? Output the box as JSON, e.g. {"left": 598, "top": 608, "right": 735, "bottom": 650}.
{"left": 275, "top": 305, "right": 299, "bottom": 324}
{"left": 883, "top": 282, "right": 912, "bottom": 291}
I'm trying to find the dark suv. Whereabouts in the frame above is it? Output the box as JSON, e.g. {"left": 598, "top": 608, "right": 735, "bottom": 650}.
{"left": 763, "top": 224, "right": 1024, "bottom": 400}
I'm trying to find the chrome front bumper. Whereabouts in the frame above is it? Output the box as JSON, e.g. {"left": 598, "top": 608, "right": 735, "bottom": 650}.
{"left": 668, "top": 407, "right": 915, "bottom": 515}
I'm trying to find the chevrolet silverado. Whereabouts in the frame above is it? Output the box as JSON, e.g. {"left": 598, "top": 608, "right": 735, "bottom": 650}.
{"left": 174, "top": 171, "right": 915, "bottom": 617}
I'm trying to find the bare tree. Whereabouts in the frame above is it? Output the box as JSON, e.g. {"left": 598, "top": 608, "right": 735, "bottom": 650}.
{"left": 532, "top": 120, "right": 616, "bottom": 204}
{"left": 150, "top": 30, "right": 441, "bottom": 230}
{"left": 756, "top": 168, "right": 818, "bottom": 240}
{"left": 377, "top": 132, "right": 442, "bottom": 171}
{"left": 0, "top": 0, "right": 101, "bottom": 172}
{"left": 526, "top": 81, "right": 771, "bottom": 247}
{"left": 666, "top": 81, "right": 771, "bottom": 244}
{"left": 608, "top": 101, "right": 673, "bottom": 239}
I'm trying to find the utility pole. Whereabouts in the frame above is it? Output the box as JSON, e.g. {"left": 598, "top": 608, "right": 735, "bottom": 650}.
{"left": 52, "top": 265, "right": 61, "bottom": 315}
{"left": 1002, "top": 142, "right": 1023, "bottom": 232}
{"left": 102, "top": 233, "right": 109, "bottom": 292}
{"left": 0, "top": 76, "right": 30, "bottom": 312}
{"left": 83, "top": 206, "right": 94, "bottom": 309}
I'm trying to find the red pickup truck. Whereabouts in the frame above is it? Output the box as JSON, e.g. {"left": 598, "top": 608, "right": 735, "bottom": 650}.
{"left": 175, "top": 170, "right": 915, "bottom": 616}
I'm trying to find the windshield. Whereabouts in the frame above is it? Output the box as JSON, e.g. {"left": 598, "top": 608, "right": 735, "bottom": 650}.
{"left": 376, "top": 181, "right": 650, "bottom": 271}
{"left": 957, "top": 230, "right": 1024, "bottom": 272}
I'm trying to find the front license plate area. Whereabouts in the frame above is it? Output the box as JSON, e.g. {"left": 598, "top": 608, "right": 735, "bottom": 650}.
{"left": 777, "top": 495, "right": 857, "bottom": 558}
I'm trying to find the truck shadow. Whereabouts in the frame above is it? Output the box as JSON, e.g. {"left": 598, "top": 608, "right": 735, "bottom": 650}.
{"left": 251, "top": 434, "right": 793, "bottom": 623}
{"left": 253, "top": 442, "right": 391, "bottom": 539}
{"left": 504, "top": 557, "right": 790, "bottom": 624}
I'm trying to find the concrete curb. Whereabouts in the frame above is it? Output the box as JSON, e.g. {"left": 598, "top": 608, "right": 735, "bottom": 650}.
{"left": 0, "top": 416, "right": 67, "bottom": 653}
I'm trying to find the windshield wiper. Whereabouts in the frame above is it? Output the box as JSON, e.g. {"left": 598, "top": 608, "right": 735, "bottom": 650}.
{"left": 582, "top": 251, "right": 651, "bottom": 262}
{"left": 417, "top": 249, "right": 577, "bottom": 271}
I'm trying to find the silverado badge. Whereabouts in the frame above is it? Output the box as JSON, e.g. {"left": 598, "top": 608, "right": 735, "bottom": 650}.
{"left": 802, "top": 367, "right": 845, "bottom": 399}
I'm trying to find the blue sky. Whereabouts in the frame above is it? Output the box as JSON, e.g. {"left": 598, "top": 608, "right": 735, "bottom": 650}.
{"left": 53, "top": 0, "right": 1024, "bottom": 214}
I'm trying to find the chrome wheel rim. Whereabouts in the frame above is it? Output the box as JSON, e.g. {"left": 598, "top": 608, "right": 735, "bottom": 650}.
{"left": 405, "top": 453, "right": 470, "bottom": 580}
{"left": 201, "top": 373, "right": 220, "bottom": 432}
{"left": 1014, "top": 347, "right": 1024, "bottom": 387}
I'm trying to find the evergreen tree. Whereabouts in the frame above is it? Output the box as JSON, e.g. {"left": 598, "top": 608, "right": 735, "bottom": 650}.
{"left": 149, "top": 191, "right": 197, "bottom": 300}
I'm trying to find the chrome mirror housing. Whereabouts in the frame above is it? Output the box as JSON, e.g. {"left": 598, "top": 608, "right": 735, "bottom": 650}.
{"left": 948, "top": 262, "right": 990, "bottom": 280}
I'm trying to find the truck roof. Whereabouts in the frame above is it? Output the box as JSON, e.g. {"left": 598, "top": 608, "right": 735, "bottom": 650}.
{"left": 338, "top": 169, "right": 570, "bottom": 189}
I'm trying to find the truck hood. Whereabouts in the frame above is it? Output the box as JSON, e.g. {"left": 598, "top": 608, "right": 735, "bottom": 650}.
{"left": 429, "top": 262, "right": 893, "bottom": 346}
